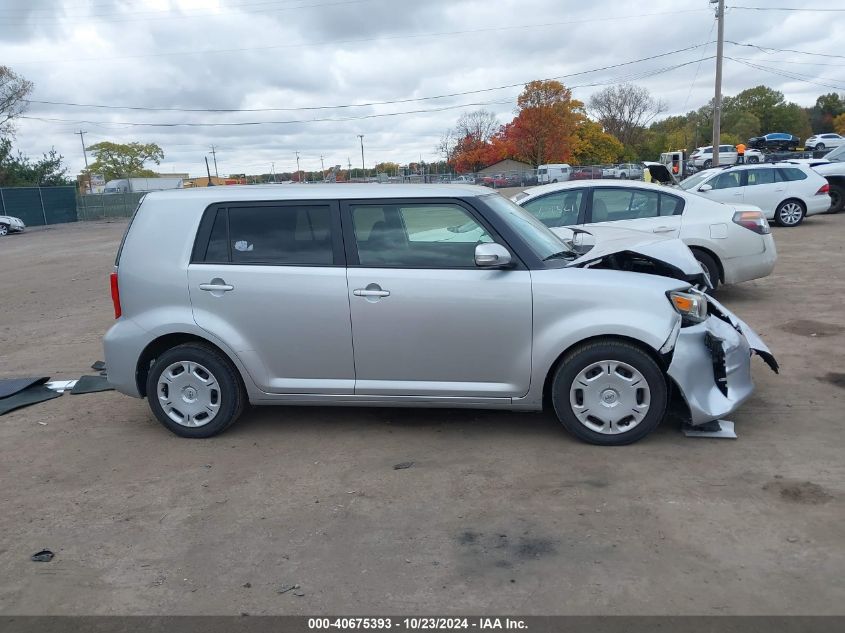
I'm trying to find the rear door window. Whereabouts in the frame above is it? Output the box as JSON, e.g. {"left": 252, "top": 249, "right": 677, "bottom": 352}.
{"left": 193, "top": 204, "right": 337, "bottom": 266}
{"left": 746, "top": 169, "right": 775, "bottom": 186}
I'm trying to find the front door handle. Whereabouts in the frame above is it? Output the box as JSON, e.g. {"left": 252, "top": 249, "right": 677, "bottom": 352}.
{"left": 353, "top": 288, "right": 390, "bottom": 297}
{"left": 652, "top": 226, "right": 675, "bottom": 233}
{"left": 199, "top": 282, "right": 234, "bottom": 292}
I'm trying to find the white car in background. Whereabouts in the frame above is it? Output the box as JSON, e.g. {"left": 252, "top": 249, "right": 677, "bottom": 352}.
{"left": 601, "top": 163, "right": 643, "bottom": 180}
{"left": 511, "top": 180, "right": 776, "bottom": 291}
{"left": 689, "top": 145, "right": 764, "bottom": 168}
{"left": 678, "top": 163, "right": 831, "bottom": 227}
{"left": 0, "top": 214, "right": 26, "bottom": 236}
{"left": 804, "top": 133, "right": 845, "bottom": 151}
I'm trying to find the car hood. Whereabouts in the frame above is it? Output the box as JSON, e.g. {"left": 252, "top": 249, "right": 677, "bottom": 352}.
{"left": 550, "top": 225, "right": 710, "bottom": 288}
{"left": 643, "top": 162, "right": 678, "bottom": 185}
{"left": 0, "top": 215, "right": 22, "bottom": 223}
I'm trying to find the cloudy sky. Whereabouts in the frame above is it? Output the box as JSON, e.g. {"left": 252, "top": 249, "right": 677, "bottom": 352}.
{"left": 1, "top": 0, "right": 842, "bottom": 177}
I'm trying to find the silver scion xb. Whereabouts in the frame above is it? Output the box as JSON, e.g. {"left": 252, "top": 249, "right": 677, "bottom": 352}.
{"left": 103, "top": 185, "right": 777, "bottom": 445}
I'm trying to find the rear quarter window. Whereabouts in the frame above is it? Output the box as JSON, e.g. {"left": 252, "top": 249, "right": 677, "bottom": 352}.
{"left": 776, "top": 168, "right": 808, "bottom": 182}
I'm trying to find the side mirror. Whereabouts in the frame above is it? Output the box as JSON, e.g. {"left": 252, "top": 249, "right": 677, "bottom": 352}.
{"left": 475, "top": 243, "right": 512, "bottom": 268}
{"left": 698, "top": 183, "right": 713, "bottom": 192}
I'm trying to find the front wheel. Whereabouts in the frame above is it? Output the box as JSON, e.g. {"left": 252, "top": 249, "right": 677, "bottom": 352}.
{"left": 774, "top": 200, "right": 805, "bottom": 227}
{"left": 0, "top": 224, "right": 8, "bottom": 237}
{"left": 828, "top": 183, "right": 844, "bottom": 213}
{"left": 747, "top": 156, "right": 759, "bottom": 164}
{"left": 703, "top": 159, "right": 712, "bottom": 169}
{"left": 815, "top": 143, "right": 825, "bottom": 151}
{"left": 551, "top": 339, "right": 668, "bottom": 446}
{"left": 692, "top": 250, "right": 720, "bottom": 293}
{"left": 146, "top": 343, "right": 246, "bottom": 438}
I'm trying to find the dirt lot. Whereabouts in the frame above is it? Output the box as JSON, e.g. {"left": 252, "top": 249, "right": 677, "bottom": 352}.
{"left": 0, "top": 216, "right": 843, "bottom": 615}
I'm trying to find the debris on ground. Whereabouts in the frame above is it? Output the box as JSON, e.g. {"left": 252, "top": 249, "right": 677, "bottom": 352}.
{"left": 0, "top": 377, "right": 50, "bottom": 399}
{"left": 30, "top": 549, "right": 54, "bottom": 562}
{"left": 277, "top": 584, "right": 299, "bottom": 594}
{"left": 393, "top": 461, "right": 415, "bottom": 470}
{"left": 70, "top": 375, "right": 114, "bottom": 394}
{"left": 0, "top": 386, "right": 63, "bottom": 416}
{"left": 91, "top": 361, "right": 106, "bottom": 371}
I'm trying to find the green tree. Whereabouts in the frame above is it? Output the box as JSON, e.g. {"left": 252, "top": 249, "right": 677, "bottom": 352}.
{"left": 834, "top": 113, "right": 845, "bottom": 135}
{"left": 723, "top": 111, "right": 760, "bottom": 142}
{"left": 0, "top": 138, "right": 70, "bottom": 186}
{"left": 86, "top": 141, "right": 164, "bottom": 180}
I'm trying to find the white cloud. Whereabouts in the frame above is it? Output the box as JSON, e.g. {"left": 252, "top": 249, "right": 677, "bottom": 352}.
{"left": 2, "top": 0, "right": 842, "bottom": 175}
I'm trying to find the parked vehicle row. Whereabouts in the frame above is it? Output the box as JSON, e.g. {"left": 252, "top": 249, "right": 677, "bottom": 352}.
{"left": 689, "top": 145, "right": 764, "bottom": 169}
{"left": 104, "top": 184, "right": 777, "bottom": 446}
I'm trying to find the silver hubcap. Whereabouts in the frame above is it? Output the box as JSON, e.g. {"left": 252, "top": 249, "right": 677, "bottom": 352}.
{"left": 0, "top": 225, "right": 7, "bottom": 236}
{"left": 569, "top": 360, "right": 651, "bottom": 435}
{"left": 779, "top": 202, "right": 803, "bottom": 225}
{"left": 157, "top": 361, "right": 221, "bottom": 427}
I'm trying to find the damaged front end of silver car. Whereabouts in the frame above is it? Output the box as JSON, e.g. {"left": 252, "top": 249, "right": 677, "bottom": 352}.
{"left": 665, "top": 292, "right": 778, "bottom": 426}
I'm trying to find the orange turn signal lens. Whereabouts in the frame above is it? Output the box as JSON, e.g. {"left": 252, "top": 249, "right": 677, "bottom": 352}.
{"left": 671, "top": 294, "right": 694, "bottom": 313}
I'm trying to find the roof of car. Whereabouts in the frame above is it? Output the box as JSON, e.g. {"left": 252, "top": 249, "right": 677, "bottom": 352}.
{"left": 142, "top": 183, "right": 494, "bottom": 202}
{"left": 517, "top": 179, "right": 674, "bottom": 199}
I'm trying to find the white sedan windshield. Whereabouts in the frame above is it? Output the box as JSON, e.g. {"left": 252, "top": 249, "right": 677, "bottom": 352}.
{"left": 679, "top": 172, "right": 712, "bottom": 191}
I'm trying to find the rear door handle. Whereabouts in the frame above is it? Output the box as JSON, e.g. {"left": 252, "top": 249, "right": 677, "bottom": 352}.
{"left": 353, "top": 288, "right": 390, "bottom": 297}
{"left": 199, "top": 283, "right": 234, "bottom": 292}
{"left": 652, "top": 226, "right": 675, "bottom": 233}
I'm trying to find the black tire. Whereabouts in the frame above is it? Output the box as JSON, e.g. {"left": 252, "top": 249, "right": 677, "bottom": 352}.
{"left": 747, "top": 156, "right": 759, "bottom": 164}
{"left": 691, "top": 249, "right": 720, "bottom": 293}
{"left": 0, "top": 223, "right": 8, "bottom": 237}
{"left": 619, "top": 172, "right": 627, "bottom": 179}
{"left": 773, "top": 199, "right": 806, "bottom": 227}
{"left": 827, "top": 183, "right": 844, "bottom": 214}
{"left": 552, "top": 179, "right": 558, "bottom": 183}
{"left": 550, "top": 339, "right": 668, "bottom": 446}
{"left": 145, "top": 343, "right": 246, "bottom": 438}
{"left": 703, "top": 159, "right": 712, "bottom": 169}
{"left": 815, "top": 143, "right": 825, "bottom": 151}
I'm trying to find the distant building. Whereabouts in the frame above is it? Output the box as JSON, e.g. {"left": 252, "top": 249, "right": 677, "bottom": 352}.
{"left": 183, "top": 176, "right": 246, "bottom": 187}
{"left": 477, "top": 159, "right": 534, "bottom": 175}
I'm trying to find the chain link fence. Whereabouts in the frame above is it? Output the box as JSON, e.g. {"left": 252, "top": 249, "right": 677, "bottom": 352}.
{"left": 0, "top": 186, "right": 78, "bottom": 226}
{"left": 77, "top": 192, "right": 146, "bottom": 220}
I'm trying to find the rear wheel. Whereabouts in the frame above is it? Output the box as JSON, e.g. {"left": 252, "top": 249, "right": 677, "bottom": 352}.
{"left": 146, "top": 343, "right": 245, "bottom": 438}
{"left": 692, "top": 249, "right": 720, "bottom": 293}
{"left": 703, "top": 159, "right": 712, "bottom": 169}
{"left": 827, "top": 183, "right": 844, "bottom": 213}
{"left": 0, "top": 224, "right": 8, "bottom": 237}
{"left": 774, "top": 199, "right": 805, "bottom": 227}
{"left": 551, "top": 339, "right": 668, "bottom": 446}
{"left": 747, "top": 156, "right": 759, "bottom": 164}
{"left": 815, "top": 143, "right": 825, "bottom": 151}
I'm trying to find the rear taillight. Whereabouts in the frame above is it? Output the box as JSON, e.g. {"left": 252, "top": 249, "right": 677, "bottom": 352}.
{"left": 732, "top": 210, "right": 771, "bottom": 235}
{"left": 110, "top": 272, "right": 122, "bottom": 319}
{"left": 816, "top": 183, "right": 830, "bottom": 195}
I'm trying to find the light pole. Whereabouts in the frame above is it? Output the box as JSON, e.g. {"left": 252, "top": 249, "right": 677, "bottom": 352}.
{"left": 711, "top": 0, "right": 725, "bottom": 167}
{"left": 358, "top": 135, "right": 365, "bottom": 179}
{"left": 320, "top": 155, "right": 325, "bottom": 181}
{"left": 75, "top": 130, "right": 90, "bottom": 192}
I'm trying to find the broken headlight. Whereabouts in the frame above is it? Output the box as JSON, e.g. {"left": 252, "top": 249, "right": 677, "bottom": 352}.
{"left": 667, "top": 290, "right": 708, "bottom": 325}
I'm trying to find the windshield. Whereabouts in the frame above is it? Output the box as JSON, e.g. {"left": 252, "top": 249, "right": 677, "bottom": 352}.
{"left": 511, "top": 191, "right": 529, "bottom": 202}
{"left": 481, "top": 194, "right": 573, "bottom": 260}
{"left": 679, "top": 171, "right": 712, "bottom": 191}
{"left": 825, "top": 145, "right": 845, "bottom": 162}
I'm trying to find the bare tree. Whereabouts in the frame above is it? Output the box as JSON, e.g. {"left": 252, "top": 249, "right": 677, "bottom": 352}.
{"left": 0, "top": 66, "right": 34, "bottom": 134}
{"left": 436, "top": 128, "right": 457, "bottom": 163}
{"left": 588, "top": 84, "right": 666, "bottom": 147}
{"left": 453, "top": 108, "right": 499, "bottom": 142}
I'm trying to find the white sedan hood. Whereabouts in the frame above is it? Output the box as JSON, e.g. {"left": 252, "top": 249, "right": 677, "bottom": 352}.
{"left": 551, "top": 225, "right": 710, "bottom": 286}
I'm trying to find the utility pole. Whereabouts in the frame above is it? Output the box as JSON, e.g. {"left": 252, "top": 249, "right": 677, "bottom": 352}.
{"left": 205, "top": 156, "right": 214, "bottom": 186}
{"left": 358, "top": 135, "right": 365, "bottom": 178}
{"left": 209, "top": 145, "right": 219, "bottom": 178}
{"left": 271, "top": 162, "right": 276, "bottom": 183}
{"left": 75, "top": 130, "right": 90, "bottom": 193}
{"left": 711, "top": 0, "right": 725, "bottom": 167}
{"left": 295, "top": 151, "right": 301, "bottom": 182}
{"left": 320, "top": 155, "right": 325, "bottom": 181}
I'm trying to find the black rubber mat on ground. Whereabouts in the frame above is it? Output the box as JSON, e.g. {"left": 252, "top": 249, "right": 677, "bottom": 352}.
{"left": 70, "top": 375, "right": 114, "bottom": 394}
{"left": 0, "top": 377, "right": 49, "bottom": 399}
{"left": 0, "top": 385, "right": 62, "bottom": 416}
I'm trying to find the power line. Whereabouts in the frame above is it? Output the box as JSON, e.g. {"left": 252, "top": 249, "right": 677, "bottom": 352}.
{"left": 8, "top": 9, "right": 712, "bottom": 66}
{"left": 728, "top": 5, "right": 845, "bottom": 11}
{"left": 728, "top": 57, "right": 845, "bottom": 91}
{"left": 19, "top": 57, "right": 713, "bottom": 129}
{"left": 681, "top": 16, "right": 717, "bottom": 113}
{"left": 24, "top": 42, "right": 715, "bottom": 114}
{"left": 726, "top": 40, "right": 845, "bottom": 60}
{"left": 730, "top": 56, "right": 845, "bottom": 67}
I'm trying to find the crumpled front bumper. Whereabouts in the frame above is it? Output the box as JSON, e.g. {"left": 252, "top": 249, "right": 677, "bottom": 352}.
{"left": 667, "top": 296, "right": 778, "bottom": 425}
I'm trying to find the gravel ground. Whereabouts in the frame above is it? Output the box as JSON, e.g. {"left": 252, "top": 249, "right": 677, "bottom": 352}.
{"left": 0, "top": 216, "right": 843, "bottom": 615}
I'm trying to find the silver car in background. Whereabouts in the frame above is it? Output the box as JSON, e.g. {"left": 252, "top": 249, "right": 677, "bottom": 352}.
{"left": 0, "top": 214, "right": 26, "bottom": 236}
{"left": 103, "top": 185, "right": 777, "bottom": 445}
